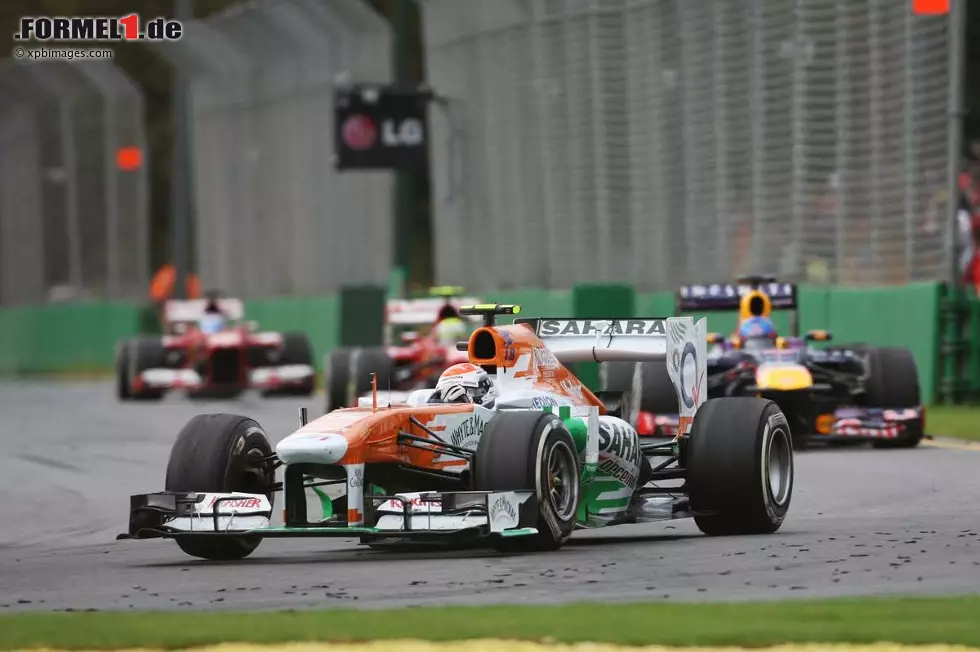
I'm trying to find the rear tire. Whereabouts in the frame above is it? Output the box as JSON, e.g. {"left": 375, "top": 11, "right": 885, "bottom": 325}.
{"left": 474, "top": 411, "right": 580, "bottom": 552}
{"left": 864, "top": 347, "right": 923, "bottom": 449}
{"left": 165, "top": 413, "right": 275, "bottom": 560}
{"left": 687, "top": 397, "right": 794, "bottom": 536}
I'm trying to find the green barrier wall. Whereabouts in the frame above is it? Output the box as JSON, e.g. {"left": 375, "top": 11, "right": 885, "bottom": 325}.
{"left": 572, "top": 283, "right": 636, "bottom": 390}
{"left": 0, "top": 301, "right": 142, "bottom": 375}
{"left": 0, "top": 283, "right": 943, "bottom": 403}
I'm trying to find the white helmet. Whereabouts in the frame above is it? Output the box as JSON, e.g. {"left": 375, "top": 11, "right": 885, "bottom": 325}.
{"left": 433, "top": 317, "right": 469, "bottom": 346}
{"left": 433, "top": 362, "right": 496, "bottom": 407}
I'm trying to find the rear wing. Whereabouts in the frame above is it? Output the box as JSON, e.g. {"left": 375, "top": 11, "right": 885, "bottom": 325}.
{"left": 163, "top": 298, "right": 244, "bottom": 324}
{"left": 386, "top": 297, "right": 483, "bottom": 325}
{"left": 514, "top": 316, "right": 707, "bottom": 434}
{"left": 676, "top": 282, "right": 797, "bottom": 312}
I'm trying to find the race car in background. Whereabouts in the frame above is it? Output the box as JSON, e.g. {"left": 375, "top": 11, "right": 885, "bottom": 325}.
{"left": 118, "top": 304, "right": 795, "bottom": 560}
{"left": 322, "top": 287, "right": 483, "bottom": 413}
{"left": 115, "top": 296, "right": 316, "bottom": 401}
{"left": 601, "top": 275, "right": 924, "bottom": 449}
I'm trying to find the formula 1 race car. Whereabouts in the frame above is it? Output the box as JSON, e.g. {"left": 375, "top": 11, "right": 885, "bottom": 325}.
{"left": 602, "top": 276, "right": 923, "bottom": 449}
{"left": 118, "top": 304, "right": 795, "bottom": 560}
{"left": 115, "top": 297, "right": 316, "bottom": 401}
{"left": 323, "top": 287, "right": 483, "bottom": 413}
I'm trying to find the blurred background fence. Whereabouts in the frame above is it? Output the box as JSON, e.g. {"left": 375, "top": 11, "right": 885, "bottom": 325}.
{"left": 420, "top": 0, "right": 953, "bottom": 293}
{"left": 152, "top": 0, "right": 394, "bottom": 299}
{"left": 0, "top": 59, "right": 149, "bottom": 306}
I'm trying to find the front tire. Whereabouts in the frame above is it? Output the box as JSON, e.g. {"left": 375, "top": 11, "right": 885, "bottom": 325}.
{"left": 324, "top": 349, "right": 353, "bottom": 413}
{"left": 262, "top": 332, "right": 315, "bottom": 397}
{"left": 687, "top": 397, "right": 794, "bottom": 536}
{"left": 116, "top": 337, "right": 166, "bottom": 401}
{"left": 165, "top": 413, "right": 275, "bottom": 560}
{"left": 474, "top": 411, "right": 580, "bottom": 552}
{"left": 865, "top": 347, "right": 923, "bottom": 449}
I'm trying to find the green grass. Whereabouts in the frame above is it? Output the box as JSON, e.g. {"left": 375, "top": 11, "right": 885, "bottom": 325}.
{"left": 927, "top": 406, "right": 980, "bottom": 442}
{"left": 2, "top": 596, "right": 980, "bottom": 650}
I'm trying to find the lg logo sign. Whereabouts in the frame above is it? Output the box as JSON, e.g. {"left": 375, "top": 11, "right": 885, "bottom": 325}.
{"left": 382, "top": 118, "right": 424, "bottom": 147}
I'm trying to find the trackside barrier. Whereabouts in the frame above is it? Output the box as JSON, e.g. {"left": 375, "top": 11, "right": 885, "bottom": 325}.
{"left": 938, "top": 284, "right": 980, "bottom": 404}
{"left": 0, "top": 283, "right": 945, "bottom": 404}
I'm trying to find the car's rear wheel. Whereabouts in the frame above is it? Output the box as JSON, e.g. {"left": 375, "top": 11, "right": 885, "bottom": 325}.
{"left": 474, "top": 411, "right": 580, "bottom": 553}
{"left": 687, "top": 397, "right": 794, "bottom": 536}
{"left": 165, "top": 414, "right": 275, "bottom": 560}
{"left": 864, "top": 347, "right": 923, "bottom": 449}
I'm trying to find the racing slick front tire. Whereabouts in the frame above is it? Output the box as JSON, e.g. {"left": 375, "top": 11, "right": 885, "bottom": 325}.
{"left": 474, "top": 411, "right": 581, "bottom": 553}
{"left": 687, "top": 398, "right": 794, "bottom": 536}
{"left": 115, "top": 337, "right": 166, "bottom": 401}
{"left": 164, "top": 413, "right": 275, "bottom": 561}
{"left": 864, "top": 347, "right": 923, "bottom": 449}
{"left": 261, "top": 332, "right": 315, "bottom": 397}
{"left": 324, "top": 348, "right": 353, "bottom": 413}
{"left": 635, "top": 361, "right": 678, "bottom": 415}
{"left": 351, "top": 348, "right": 396, "bottom": 400}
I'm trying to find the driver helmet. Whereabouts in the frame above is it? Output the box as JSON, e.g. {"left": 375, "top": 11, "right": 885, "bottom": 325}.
{"left": 431, "top": 362, "right": 496, "bottom": 407}
{"left": 737, "top": 316, "right": 778, "bottom": 340}
{"left": 433, "top": 317, "right": 469, "bottom": 346}
{"left": 199, "top": 312, "right": 225, "bottom": 334}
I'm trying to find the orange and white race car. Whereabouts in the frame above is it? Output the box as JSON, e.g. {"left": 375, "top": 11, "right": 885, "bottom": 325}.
{"left": 119, "top": 304, "right": 795, "bottom": 560}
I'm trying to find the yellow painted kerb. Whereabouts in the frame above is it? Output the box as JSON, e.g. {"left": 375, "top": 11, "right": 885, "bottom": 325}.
{"left": 12, "top": 642, "right": 980, "bottom": 652}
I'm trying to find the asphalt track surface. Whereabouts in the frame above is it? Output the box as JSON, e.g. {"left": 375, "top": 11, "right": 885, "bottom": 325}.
{"left": 2, "top": 380, "right": 980, "bottom": 613}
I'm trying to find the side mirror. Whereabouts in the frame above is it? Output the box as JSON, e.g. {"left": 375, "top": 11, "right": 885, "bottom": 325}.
{"left": 805, "top": 329, "right": 832, "bottom": 342}
{"left": 401, "top": 331, "right": 420, "bottom": 343}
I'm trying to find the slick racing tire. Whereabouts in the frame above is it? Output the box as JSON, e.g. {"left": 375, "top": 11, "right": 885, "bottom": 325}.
{"left": 600, "top": 361, "right": 636, "bottom": 393}
{"left": 474, "top": 411, "right": 581, "bottom": 553}
{"left": 351, "top": 348, "right": 396, "bottom": 400}
{"left": 324, "top": 349, "right": 353, "bottom": 413}
{"left": 687, "top": 397, "right": 794, "bottom": 536}
{"left": 116, "top": 337, "right": 166, "bottom": 401}
{"left": 165, "top": 414, "right": 275, "bottom": 561}
{"left": 261, "top": 332, "right": 315, "bottom": 397}
{"left": 599, "top": 361, "right": 638, "bottom": 424}
{"left": 635, "top": 361, "right": 678, "bottom": 415}
{"left": 864, "top": 347, "right": 923, "bottom": 449}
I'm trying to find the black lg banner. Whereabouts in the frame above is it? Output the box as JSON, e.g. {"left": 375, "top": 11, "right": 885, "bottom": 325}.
{"left": 334, "top": 84, "right": 430, "bottom": 171}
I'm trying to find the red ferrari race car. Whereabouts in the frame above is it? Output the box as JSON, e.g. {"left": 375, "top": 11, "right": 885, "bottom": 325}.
{"left": 323, "top": 288, "right": 482, "bottom": 412}
{"left": 115, "top": 297, "right": 316, "bottom": 401}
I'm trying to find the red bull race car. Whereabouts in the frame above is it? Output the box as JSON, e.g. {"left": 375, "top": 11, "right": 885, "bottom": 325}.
{"left": 601, "top": 276, "right": 924, "bottom": 449}
{"left": 115, "top": 297, "right": 316, "bottom": 401}
{"left": 323, "top": 288, "right": 483, "bottom": 412}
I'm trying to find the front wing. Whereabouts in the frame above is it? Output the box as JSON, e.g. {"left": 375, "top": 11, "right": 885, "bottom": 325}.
{"left": 640, "top": 406, "right": 923, "bottom": 440}
{"left": 118, "top": 490, "right": 540, "bottom": 544}
{"left": 136, "top": 364, "right": 314, "bottom": 392}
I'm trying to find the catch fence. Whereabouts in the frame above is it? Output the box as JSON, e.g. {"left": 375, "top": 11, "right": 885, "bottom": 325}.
{"left": 0, "top": 59, "right": 149, "bottom": 306}
{"left": 419, "top": 0, "right": 953, "bottom": 292}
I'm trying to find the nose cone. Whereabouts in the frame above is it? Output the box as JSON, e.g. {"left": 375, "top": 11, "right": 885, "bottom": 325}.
{"left": 755, "top": 364, "right": 813, "bottom": 391}
{"left": 276, "top": 432, "right": 349, "bottom": 465}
